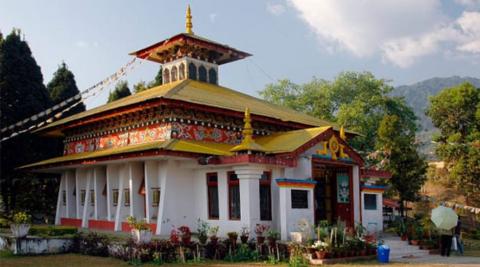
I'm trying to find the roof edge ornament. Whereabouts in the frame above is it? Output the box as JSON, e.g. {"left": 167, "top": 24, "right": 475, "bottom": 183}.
{"left": 186, "top": 5, "right": 193, "bottom": 34}
{"left": 230, "top": 107, "right": 266, "bottom": 154}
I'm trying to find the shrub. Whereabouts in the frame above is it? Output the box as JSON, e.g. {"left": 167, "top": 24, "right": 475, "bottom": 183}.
{"left": 29, "top": 225, "right": 78, "bottom": 237}
{"left": 12, "top": 211, "right": 31, "bottom": 224}
{"left": 77, "top": 232, "right": 110, "bottom": 257}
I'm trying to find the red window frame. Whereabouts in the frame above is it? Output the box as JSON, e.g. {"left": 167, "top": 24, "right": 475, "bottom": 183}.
{"left": 206, "top": 172, "right": 219, "bottom": 220}
{"left": 227, "top": 171, "right": 241, "bottom": 220}
{"left": 260, "top": 171, "right": 272, "bottom": 221}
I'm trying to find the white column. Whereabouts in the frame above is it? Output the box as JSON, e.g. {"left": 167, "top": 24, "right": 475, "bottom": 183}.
{"left": 94, "top": 167, "right": 107, "bottom": 220}
{"left": 66, "top": 170, "right": 76, "bottom": 218}
{"left": 144, "top": 161, "right": 152, "bottom": 223}
{"left": 278, "top": 187, "right": 288, "bottom": 240}
{"left": 55, "top": 173, "right": 66, "bottom": 225}
{"left": 114, "top": 165, "right": 126, "bottom": 231}
{"left": 234, "top": 166, "right": 264, "bottom": 233}
{"left": 75, "top": 170, "right": 81, "bottom": 219}
{"left": 106, "top": 165, "right": 113, "bottom": 221}
{"left": 156, "top": 160, "right": 169, "bottom": 235}
{"left": 353, "top": 165, "right": 360, "bottom": 224}
{"left": 81, "top": 169, "right": 93, "bottom": 228}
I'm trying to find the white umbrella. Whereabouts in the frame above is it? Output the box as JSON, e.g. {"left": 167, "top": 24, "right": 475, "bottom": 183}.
{"left": 431, "top": 206, "right": 458, "bottom": 230}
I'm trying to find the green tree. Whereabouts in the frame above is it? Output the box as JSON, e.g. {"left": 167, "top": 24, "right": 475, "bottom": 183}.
{"left": 0, "top": 29, "right": 59, "bottom": 218}
{"left": 107, "top": 80, "right": 131, "bottom": 103}
{"left": 426, "top": 82, "right": 480, "bottom": 205}
{"left": 133, "top": 81, "right": 148, "bottom": 94}
{"left": 259, "top": 72, "right": 416, "bottom": 154}
{"left": 376, "top": 115, "right": 428, "bottom": 216}
{"left": 133, "top": 66, "right": 163, "bottom": 94}
{"left": 149, "top": 66, "right": 163, "bottom": 87}
{"left": 47, "top": 62, "right": 86, "bottom": 118}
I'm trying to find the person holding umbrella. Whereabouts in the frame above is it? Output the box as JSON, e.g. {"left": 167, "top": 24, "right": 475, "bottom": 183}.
{"left": 431, "top": 205, "right": 458, "bottom": 257}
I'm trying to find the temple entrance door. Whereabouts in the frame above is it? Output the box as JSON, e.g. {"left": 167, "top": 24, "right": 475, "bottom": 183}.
{"left": 313, "top": 162, "right": 353, "bottom": 227}
{"left": 335, "top": 169, "right": 353, "bottom": 226}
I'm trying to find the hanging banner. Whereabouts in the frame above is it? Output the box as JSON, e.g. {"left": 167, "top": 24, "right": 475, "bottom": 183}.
{"left": 337, "top": 173, "right": 350, "bottom": 203}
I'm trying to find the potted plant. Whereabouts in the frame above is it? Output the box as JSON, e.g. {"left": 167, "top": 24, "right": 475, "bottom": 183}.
{"left": 178, "top": 225, "right": 192, "bottom": 245}
{"left": 266, "top": 228, "right": 280, "bottom": 246}
{"left": 127, "top": 216, "right": 152, "bottom": 244}
{"left": 227, "top": 231, "right": 238, "bottom": 246}
{"left": 255, "top": 224, "right": 269, "bottom": 245}
{"left": 209, "top": 225, "right": 219, "bottom": 245}
{"left": 240, "top": 227, "right": 249, "bottom": 244}
{"left": 10, "top": 211, "right": 31, "bottom": 238}
{"left": 312, "top": 240, "right": 330, "bottom": 259}
{"left": 196, "top": 219, "right": 209, "bottom": 245}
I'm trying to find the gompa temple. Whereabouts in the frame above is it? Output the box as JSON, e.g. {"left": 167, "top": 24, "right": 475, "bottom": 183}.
{"left": 24, "top": 6, "right": 390, "bottom": 239}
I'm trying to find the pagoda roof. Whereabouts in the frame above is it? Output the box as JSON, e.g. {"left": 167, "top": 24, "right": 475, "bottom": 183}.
{"left": 37, "top": 79, "right": 348, "bottom": 136}
{"left": 129, "top": 33, "right": 251, "bottom": 65}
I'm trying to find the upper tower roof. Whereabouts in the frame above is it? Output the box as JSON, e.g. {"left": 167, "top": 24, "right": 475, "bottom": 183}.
{"left": 129, "top": 5, "right": 251, "bottom": 65}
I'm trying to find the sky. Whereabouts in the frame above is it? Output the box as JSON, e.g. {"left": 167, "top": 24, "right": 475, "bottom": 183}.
{"left": 1, "top": 0, "right": 479, "bottom": 109}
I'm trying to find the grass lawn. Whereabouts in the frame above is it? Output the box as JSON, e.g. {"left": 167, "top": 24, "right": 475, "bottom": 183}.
{"left": 0, "top": 253, "right": 478, "bottom": 267}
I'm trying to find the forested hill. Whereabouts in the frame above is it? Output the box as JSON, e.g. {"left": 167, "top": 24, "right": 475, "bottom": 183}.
{"left": 393, "top": 76, "right": 480, "bottom": 158}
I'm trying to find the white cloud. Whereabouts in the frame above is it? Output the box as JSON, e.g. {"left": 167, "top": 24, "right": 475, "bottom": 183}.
{"left": 288, "top": 0, "right": 480, "bottom": 67}
{"left": 267, "top": 2, "right": 286, "bottom": 16}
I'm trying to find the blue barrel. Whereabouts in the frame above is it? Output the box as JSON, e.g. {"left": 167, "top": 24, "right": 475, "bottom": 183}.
{"left": 377, "top": 245, "right": 390, "bottom": 263}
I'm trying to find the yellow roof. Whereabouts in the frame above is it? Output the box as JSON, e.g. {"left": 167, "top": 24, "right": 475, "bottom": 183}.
{"left": 256, "top": 126, "right": 332, "bottom": 154}
{"left": 37, "top": 79, "right": 339, "bottom": 134}
{"left": 20, "top": 139, "right": 234, "bottom": 169}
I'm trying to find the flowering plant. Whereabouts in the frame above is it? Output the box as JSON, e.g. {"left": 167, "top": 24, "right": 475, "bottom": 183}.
{"left": 312, "top": 240, "right": 330, "bottom": 251}
{"left": 196, "top": 219, "right": 210, "bottom": 237}
{"left": 178, "top": 225, "right": 191, "bottom": 238}
{"left": 255, "top": 224, "right": 269, "bottom": 236}
{"left": 209, "top": 225, "right": 219, "bottom": 237}
{"left": 12, "top": 211, "right": 31, "bottom": 225}
{"left": 240, "top": 226, "right": 250, "bottom": 237}
{"left": 170, "top": 227, "right": 180, "bottom": 245}
{"left": 126, "top": 216, "right": 150, "bottom": 231}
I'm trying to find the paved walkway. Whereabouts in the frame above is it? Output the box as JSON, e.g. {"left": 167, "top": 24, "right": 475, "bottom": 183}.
{"left": 381, "top": 233, "right": 480, "bottom": 266}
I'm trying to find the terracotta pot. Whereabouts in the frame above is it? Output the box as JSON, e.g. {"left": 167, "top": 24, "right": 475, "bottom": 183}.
{"left": 401, "top": 234, "right": 408, "bottom": 241}
{"left": 257, "top": 236, "right": 265, "bottom": 245}
{"left": 411, "top": 240, "right": 419, "bottom": 246}
{"left": 267, "top": 237, "right": 276, "bottom": 246}
{"left": 315, "top": 251, "right": 327, "bottom": 259}
{"left": 210, "top": 236, "right": 218, "bottom": 246}
{"left": 240, "top": 235, "right": 249, "bottom": 244}
{"left": 198, "top": 234, "right": 208, "bottom": 245}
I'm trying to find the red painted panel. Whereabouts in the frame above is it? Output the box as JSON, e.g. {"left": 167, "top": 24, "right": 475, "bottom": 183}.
{"left": 88, "top": 220, "right": 115, "bottom": 231}
{"left": 60, "top": 218, "right": 82, "bottom": 227}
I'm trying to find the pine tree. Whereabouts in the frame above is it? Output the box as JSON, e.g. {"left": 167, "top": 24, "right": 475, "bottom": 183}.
{"left": 47, "top": 62, "right": 86, "bottom": 118}
{"left": 0, "top": 29, "right": 59, "bottom": 217}
{"left": 107, "top": 80, "right": 131, "bottom": 103}
{"left": 149, "top": 66, "right": 163, "bottom": 87}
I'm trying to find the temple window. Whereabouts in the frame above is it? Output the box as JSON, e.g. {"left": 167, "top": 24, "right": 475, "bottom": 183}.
{"left": 80, "top": 190, "right": 86, "bottom": 206}
{"left": 152, "top": 188, "right": 160, "bottom": 207}
{"left": 198, "top": 65, "right": 207, "bottom": 82}
{"left": 208, "top": 68, "right": 217, "bottom": 84}
{"left": 90, "top": 189, "right": 95, "bottom": 206}
{"left": 171, "top": 66, "right": 178, "bottom": 82}
{"left": 163, "top": 68, "right": 170, "bottom": 84}
{"left": 364, "top": 194, "right": 377, "bottom": 210}
{"left": 124, "top": 189, "right": 130, "bottom": 206}
{"left": 206, "top": 173, "right": 219, "bottom": 219}
{"left": 227, "top": 171, "right": 241, "bottom": 220}
{"left": 259, "top": 171, "right": 272, "bottom": 221}
{"left": 112, "top": 189, "right": 119, "bottom": 206}
{"left": 188, "top": 63, "right": 197, "bottom": 80}
{"left": 179, "top": 63, "right": 186, "bottom": 80}
{"left": 291, "top": 190, "right": 308, "bottom": 209}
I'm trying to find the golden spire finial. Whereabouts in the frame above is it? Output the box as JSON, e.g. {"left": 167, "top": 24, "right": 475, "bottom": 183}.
{"left": 230, "top": 107, "right": 266, "bottom": 153}
{"left": 340, "top": 125, "right": 346, "bottom": 141}
{"left": 186, "top": 5, "right": 193, "bottom": 34}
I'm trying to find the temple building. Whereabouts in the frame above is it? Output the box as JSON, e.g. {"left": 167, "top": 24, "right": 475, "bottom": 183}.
{"left": 23, "top": 6, "right": 389, "bottom": 239}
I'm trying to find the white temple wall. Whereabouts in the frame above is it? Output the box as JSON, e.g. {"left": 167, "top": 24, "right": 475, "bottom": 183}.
{"left": 114, "top": 164, "right": 130, "bottom": 231}
{"left": 75, "top": 169, "right": 88, "bottom": 219}
{"left": 65, "top": 170, "right": 76, "bottom": 218}
{"left": 270, "top": 167, "right": 284, "bottom": 232}
{"left": 55, "top": 173, "right": 66, "bottom": 224}
{"left": 144, "top": 160, "right": 160, "bottom": 223}
{"left": 361, "top": 191, "right": 383, "bottom": 233}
